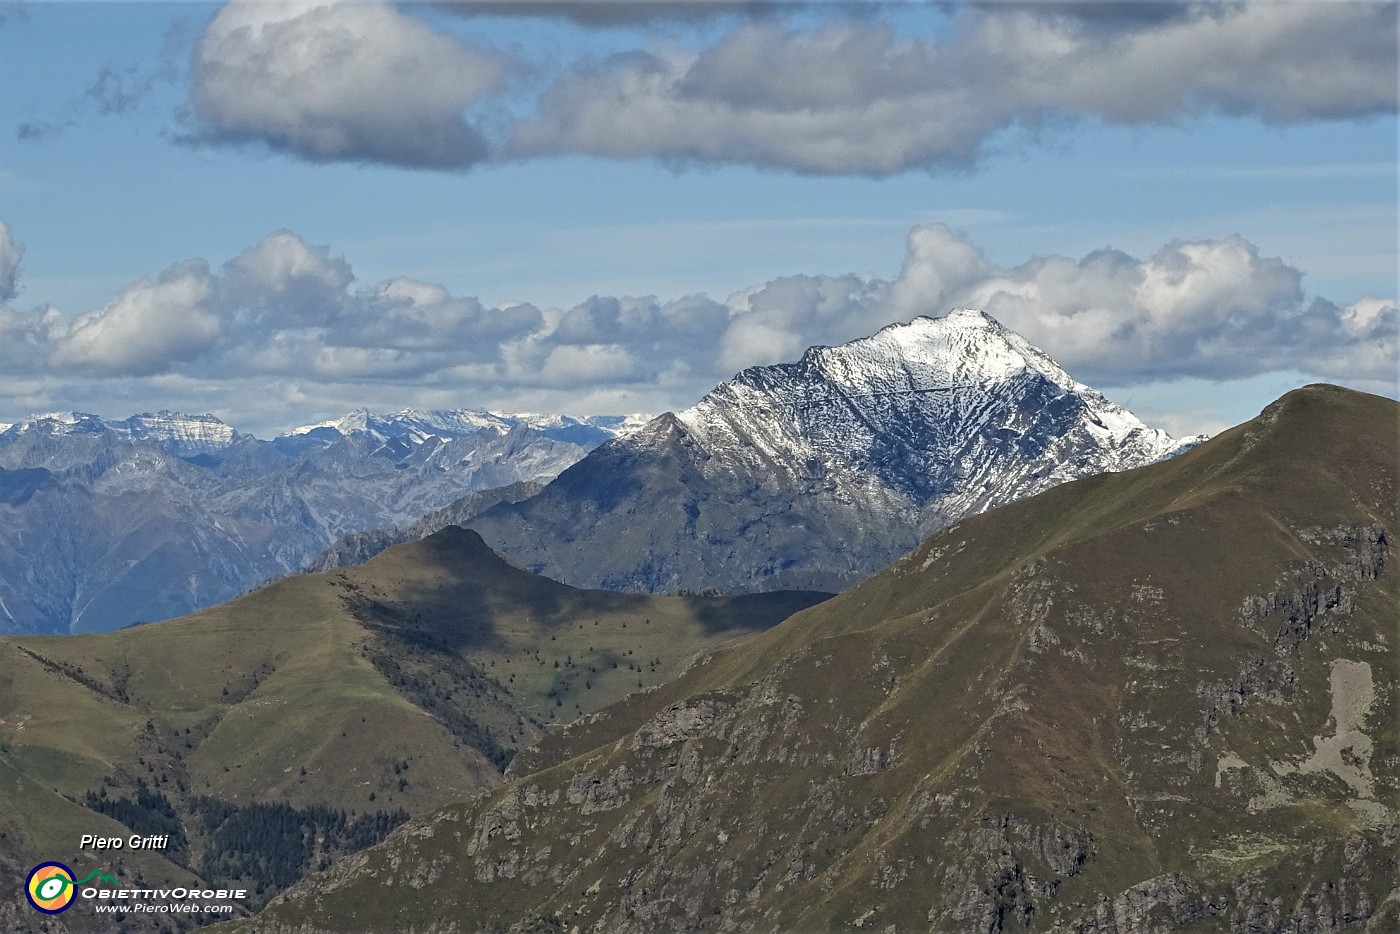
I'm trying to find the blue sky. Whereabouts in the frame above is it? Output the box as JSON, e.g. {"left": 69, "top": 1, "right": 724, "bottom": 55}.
{"left": 0, "top": 0, "right": 1395, "bottom": 437}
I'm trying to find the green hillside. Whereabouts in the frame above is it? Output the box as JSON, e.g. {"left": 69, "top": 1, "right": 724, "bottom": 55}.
{"left": 0, "top": 529, "right": 827, "bottom": 931}
{"left": 232, "top": 385, "right": 1399, "bottom": 933}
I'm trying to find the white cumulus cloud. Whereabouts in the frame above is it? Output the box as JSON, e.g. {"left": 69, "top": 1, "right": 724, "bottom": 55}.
{"left": 6, "top": 221, "right": 1393, "bottom": 432}
{"left": 222, "top": 229, "right": 355, "bottom": 329}
{"left": 888, "top": 227, "right": 1395, "bottom": 385}
{"left": 163, "top": 1, "right": 1398, "bottom": 176}
{"left": 53, "top": 260, "right": 222, "bottom": 376}
{"left": 348, "top": 279, "right": 543, "bottom": 353}
{"left": 188, "top": 0, "right": 513, "bottom": 168}
{"left": 718, "top": 273, "right": 888, "bottom": 373}
{"left": 31, "top": 230, "right": 544, "bottom": 381}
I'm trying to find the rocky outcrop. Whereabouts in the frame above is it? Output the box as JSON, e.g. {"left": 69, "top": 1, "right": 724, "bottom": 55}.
{"left": 1236, "top": 523, "right": 1388, "bottom": 653}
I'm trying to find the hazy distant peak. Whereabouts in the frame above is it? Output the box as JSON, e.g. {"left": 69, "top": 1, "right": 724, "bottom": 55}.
{"left": 0, "top": 410, "right": 236, "bottom": 456}
{"left": 284, "top": 408, "right": 651, "bottom": 449}
{"left": 9, "top": 411, "right": 92, "bottom": 428}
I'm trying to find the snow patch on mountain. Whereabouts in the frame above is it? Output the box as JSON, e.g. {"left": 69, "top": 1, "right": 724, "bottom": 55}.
{"left": 467, "top": 308, "right": 1204, "bottom": 595}
{"left": 0, "top": 411, "right": 238, "bottom": 457}
{"left": 286, "top": 408, "right": 650, "bottom": 450}
{"left": 674, "top": 309, "right": 1195, "bottom": 488}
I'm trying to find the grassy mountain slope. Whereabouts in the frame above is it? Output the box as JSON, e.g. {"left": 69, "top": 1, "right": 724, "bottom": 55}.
{"left": 234, "top": 385, "right": 1398, "bottom": 933}
{"left": 0, "top": 529, "right": 826, "bottom": 931}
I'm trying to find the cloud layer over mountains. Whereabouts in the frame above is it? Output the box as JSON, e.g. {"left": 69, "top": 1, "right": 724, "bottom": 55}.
{"left": 2, "top": 216, "right": 1392, "bottom": 433}
{"left": 137, "top": 0, "right": 1400, "bottom": 175}
{"left": 507, "top": 5, "right": 1398, "bottom": 175}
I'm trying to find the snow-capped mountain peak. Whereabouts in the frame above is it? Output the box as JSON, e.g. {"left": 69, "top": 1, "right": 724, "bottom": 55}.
{"left": 283, "top": 408, "right": 650, "bottom": 450}
{"left": 0, "top": 410, "right": 236, "bottom": 457}
{"left": 466, "top": 308, "right": 1203, "bottom": 596}
{"left": 678, "top": 307, "right": 1189, "bottom": 478}
{"left": 8, "top": 411, "right": 90, "bottom": 430}
{"left": 795, "top": 310, "right": 1061, "bottom": 392}
{"left": 119, "top": 412, "right": 237, "bottom": 454}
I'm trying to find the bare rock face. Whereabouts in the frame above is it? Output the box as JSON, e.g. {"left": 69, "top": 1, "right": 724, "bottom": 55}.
{"left": 632, "top": 700, "right": 734, "bottom": 750}
{"left": 468, "top": 310, "right": 1197, "bottom": 595}
{"left": 233, "top": 386, "right": 1400, "bottom": 934}
{"left": 1063, "top": 873, "right": 1227, "bottom": 933}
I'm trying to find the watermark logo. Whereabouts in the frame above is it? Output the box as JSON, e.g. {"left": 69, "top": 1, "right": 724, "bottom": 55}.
{"left": 24, "top": 864, "right": 121, "bottom": 914}
{"left": 23, "top": 861, "right": 244, "bottom": 917}
{"left": 25, "top": 862, "right": 76, "bottom": 914}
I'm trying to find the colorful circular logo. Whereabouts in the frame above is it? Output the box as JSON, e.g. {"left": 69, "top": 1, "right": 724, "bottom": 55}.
{"left": 25, "top": 862, "right": 76, "bottom": 914}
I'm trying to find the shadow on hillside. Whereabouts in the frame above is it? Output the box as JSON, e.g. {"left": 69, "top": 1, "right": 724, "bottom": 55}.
{"left": 684, "top": 591, "right": 835, "bottom": 634}
{"left": 337, "top": 525, "right": 833, "bottom": 655}
{"left": 341, "top": 567, "right": 832, "bottom": 654}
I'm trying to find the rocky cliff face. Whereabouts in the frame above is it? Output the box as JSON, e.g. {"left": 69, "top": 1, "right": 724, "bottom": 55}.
{"left": 468, "top": 310, "right": 1199, "bottom": 595}
{"left": 232, "top": 385, "right": 1398, "bottom": 934}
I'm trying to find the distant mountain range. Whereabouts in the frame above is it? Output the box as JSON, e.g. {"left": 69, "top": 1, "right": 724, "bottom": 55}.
{"left": 238, "top": 384, "right": 1399, "bottom": 934}
{"left": 0, "top": 410, "right": 238, "bottom": 457}
{"left": 1, "top": 308, "right": 1201, "bottom": 635}
{"left": 0, "top": 408, "right": 644, "bottom": 634}
{"left": 272, "top": 408, "right": 647, "bottom": 457}
{"left": 464, "top": 309, "right": 1203, "bottom": 593}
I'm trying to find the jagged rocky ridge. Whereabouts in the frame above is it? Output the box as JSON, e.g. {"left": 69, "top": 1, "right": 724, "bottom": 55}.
{"left": 0, "top": 409, "right": 642, "bottom": 634}
{"left": 231, "top": 385, "right": 1399, "bottom": 934}
{"left": 467, "top": 309, "right": 1201, "bottom": 594}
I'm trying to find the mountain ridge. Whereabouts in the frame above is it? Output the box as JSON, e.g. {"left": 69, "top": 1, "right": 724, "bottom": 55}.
{"left": 0, "top": 406, "right": 649, "bottom": 451}
{"left": 0, "top": 526, "right": 828, "bottom": 929}
{"left": 464, "top": 308, "right": 1201, "bottom": 595}
{"left": 231, "top": 383, "right": 1398, "bottom": 934}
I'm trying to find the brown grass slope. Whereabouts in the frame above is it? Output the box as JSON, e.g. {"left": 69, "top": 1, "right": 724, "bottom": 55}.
{"left": 0, "top": 528, "right": 826, "bottom": 932}
{"left": 231, "top": 385, "right": 1398, "bottom": 934}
